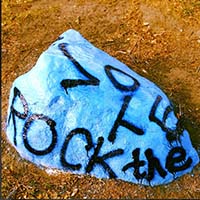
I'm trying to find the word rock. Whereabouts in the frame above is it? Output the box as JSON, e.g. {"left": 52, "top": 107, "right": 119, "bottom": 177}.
{"left": 6, "top": 29, "right": 199, "bottom": 186}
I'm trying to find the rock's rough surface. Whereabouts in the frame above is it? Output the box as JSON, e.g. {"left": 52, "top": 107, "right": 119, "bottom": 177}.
{"left": 6, "top": 29, "right": 199, "bottom": 186}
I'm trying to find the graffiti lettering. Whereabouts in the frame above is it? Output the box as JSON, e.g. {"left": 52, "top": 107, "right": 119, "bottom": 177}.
{"left": 85, "top": 137, "right": 124, "bottom": 178}
{"left": 144, "top": 148, "right": 167, "bottom": 183}
{"left": 59, "top": 43, "right": 100, "bottom": 94}
{"left": 108, "top": 95, "right": 144, "bottom": 143}
{"left": 122, "top": 148, "right": 146, "bottom": 181}
{"left": 149, "top": 95, "right": 184, "bottom": 143}
{"left": 123, "top": 148, "right": 167, "bottom": 183}
{"left": 23, "top": 114, "right": 57, "bottom": 155}
{"left": 8, "top": 87, "right": 28, "bottom": 145}
{"left": 166, "top": 147, "right": 192, "bottom": 174}
{"left": 104, "top": 65, "right": 140, "bottom": 92}
{"left": 60, "top": 128, "right": 93, "bottom": 170}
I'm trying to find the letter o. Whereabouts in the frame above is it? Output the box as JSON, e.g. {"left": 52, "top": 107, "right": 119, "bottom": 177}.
{"left": 105, "top": 65, "right": 140, "bottom": 92}
{"left": 23, "top": 114, "right": 57, "bottom": 155}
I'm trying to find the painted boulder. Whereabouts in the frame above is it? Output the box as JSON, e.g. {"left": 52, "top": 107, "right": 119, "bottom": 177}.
{"left": 6, "top": 29, "right": 199, "bottom": 186}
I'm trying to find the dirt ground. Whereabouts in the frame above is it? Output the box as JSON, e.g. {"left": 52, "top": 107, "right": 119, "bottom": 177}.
{"left": 1, "top": 0, "right": 200, "bottom": 199}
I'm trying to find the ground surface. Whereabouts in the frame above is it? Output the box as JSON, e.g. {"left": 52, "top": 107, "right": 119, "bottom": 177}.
{"left": 1, "top": 0, "right": 200, "bottom": 199}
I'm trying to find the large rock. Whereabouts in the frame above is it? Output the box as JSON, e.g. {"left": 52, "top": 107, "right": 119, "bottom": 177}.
{"left": 6, "top": 29, "right": 199, "bottom": 186}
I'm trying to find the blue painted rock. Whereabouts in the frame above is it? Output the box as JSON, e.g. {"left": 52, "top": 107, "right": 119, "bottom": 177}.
{"left": 6, "top": 29, "right": 199, "bottom": 186}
